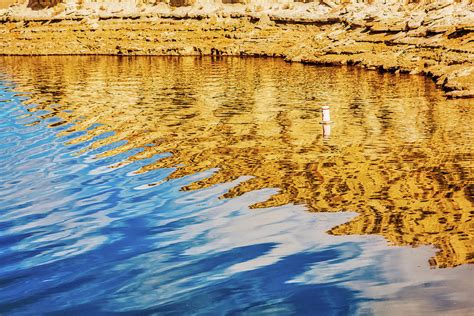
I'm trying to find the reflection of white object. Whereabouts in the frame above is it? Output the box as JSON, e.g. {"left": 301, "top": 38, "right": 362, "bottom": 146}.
{"left": 321, "top": 106, "right": 331, "bottom": 124}
{"left": 323, "top": 123, "right": 331, "bottom": 138}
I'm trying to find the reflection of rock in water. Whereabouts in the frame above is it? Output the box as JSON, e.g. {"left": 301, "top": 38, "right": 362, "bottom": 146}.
{"left": 322, "top": 123, "right": 331, "bottom": 139}
{"left": 1, "top": 55, "right": 472, "bottom": 268}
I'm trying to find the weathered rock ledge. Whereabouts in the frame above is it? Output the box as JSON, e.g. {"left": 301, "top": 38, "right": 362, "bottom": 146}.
{"left": 1, "top": 1, "right": 473, "bottom": 98}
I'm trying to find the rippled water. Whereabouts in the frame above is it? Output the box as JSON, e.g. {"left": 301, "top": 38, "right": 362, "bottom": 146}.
{"left": 0, "top": 56, "right": 473, "bottom": 315}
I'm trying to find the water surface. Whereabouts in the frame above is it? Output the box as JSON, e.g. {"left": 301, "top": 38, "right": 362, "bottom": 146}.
{"left": 0, "top": 56, "right": 473, "bottom": 315}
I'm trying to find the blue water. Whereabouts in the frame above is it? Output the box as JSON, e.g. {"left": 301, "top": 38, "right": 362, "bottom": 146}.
{"left": 0, "top": 59, "right": 473, "bottom": 315}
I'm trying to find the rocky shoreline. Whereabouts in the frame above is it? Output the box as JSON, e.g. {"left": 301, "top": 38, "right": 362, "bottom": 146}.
{"left": 1, "top": 1, "right": 473, "bottom": 98}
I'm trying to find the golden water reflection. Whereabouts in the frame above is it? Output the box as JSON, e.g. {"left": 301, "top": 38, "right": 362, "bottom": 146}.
{"left": 1, "top": 56, "right": 472, "bottom": 268}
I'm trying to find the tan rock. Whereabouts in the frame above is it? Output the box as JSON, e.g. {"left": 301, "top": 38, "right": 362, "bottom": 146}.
{"left": 427, "top": 24, "right": 455, "bottom": 34}
{"left": 370, "top": 19, "right": 408, "bottom": 33}
{"left": 446, "top": 90, "right": 474, "bottom": 98}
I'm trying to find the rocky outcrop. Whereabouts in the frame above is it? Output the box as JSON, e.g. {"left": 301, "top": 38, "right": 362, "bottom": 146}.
{"left": 0, "top": 1, "right": 473, "bottom": 98}
{"left": 0, "top": 0, "right": 473, "bottom": 268}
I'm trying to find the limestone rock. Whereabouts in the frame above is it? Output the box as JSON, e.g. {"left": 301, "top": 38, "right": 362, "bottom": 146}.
{"left": 446, "top": 90, "right": 474, "bottom": 99}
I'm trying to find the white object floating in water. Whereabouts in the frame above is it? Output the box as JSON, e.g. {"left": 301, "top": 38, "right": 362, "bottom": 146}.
{"left": 321, "top": 105, "right": 332, "bottom": 124}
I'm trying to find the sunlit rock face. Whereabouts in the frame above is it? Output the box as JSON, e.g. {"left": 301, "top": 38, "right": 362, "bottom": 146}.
{"left": 0, "top": 56, "right": 471, "bottom": 268}
{"left": 9, "top": 0, "right": 473, "bottom": 12}
{"left": 1, "top": 0, "right": 473, "bottom": 97}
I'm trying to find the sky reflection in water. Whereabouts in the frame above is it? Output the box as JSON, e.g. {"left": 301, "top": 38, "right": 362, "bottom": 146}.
{"left": 0, "top": 56, "right": 472, "bottom": 315}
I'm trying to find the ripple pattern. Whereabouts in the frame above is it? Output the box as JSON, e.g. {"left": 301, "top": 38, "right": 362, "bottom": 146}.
{"left": 0, "top": 57, "right": 473, "bottom": 315}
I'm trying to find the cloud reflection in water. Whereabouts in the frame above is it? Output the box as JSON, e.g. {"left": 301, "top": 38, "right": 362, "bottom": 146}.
{"left": 0, "top": 57, "right": 473, "bottom": 315}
